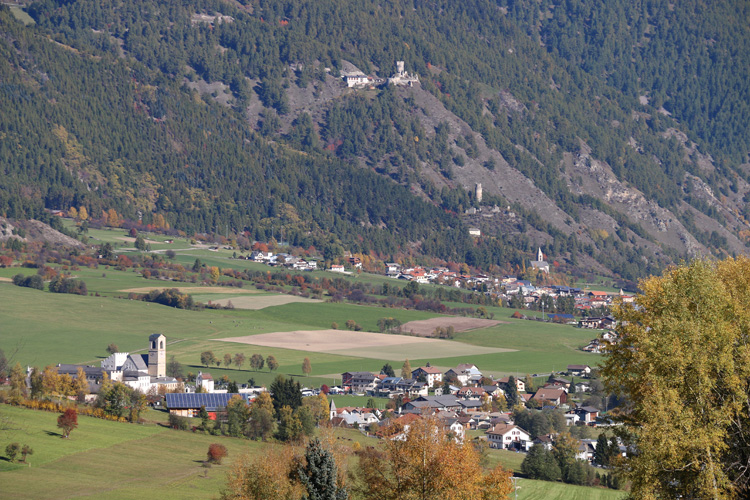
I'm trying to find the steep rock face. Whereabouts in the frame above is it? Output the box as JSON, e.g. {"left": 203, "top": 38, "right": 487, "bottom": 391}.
{"left": 0, "top": 218, "right": 84, "bottom": 248}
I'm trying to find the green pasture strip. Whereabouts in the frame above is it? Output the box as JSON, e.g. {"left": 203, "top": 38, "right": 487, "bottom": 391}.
{"left": 515, "top": 478, "right": 626, "bottom": 500}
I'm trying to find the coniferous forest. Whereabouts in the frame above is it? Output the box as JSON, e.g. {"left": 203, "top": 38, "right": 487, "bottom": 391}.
{"left": 2, "top": 0, "right": 749, "bottom": 280}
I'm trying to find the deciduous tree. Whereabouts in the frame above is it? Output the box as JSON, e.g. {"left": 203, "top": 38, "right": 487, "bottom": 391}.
{"left": 221, "top": 447, "right": 303, "bottom": 500}
{"left": 354, "top": 417, "right": 512, "bottom": 500}
{"left": 233, "top": 353, "right": 246, "bottom": 370}
{"left": 602, "top": 257, "right": 750, "bottom": 498}
{"left": 200, "top": 351, "right": 216, "bottom": 367}
{"left": 207, "top": 443, "right": 228, "bottom": 464}
{"left": 302, "top": 357, "right": 312, "bottom": 377}
{"left": 57, "top": 408, "right": 78, "bottom": 438}
{"left": 266, "top": 355, "right": 278, "bottom": 372}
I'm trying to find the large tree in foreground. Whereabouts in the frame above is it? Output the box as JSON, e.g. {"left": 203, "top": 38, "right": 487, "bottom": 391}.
{"left": 602, "top": 258, "right": 750, "bottom": 499}
{"left": 354, "top": 417, "right": 512, "bottom": 500}
{"left": 298, "top": 438, "right": 348, "bottom": 500}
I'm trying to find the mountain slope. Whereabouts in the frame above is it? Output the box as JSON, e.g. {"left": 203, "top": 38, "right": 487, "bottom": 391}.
{"left": 1, "top": 0, "right": 749, "bottom": 281}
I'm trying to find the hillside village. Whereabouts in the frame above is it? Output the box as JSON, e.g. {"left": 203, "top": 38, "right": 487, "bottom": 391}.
{"left": 245, "top": 246, "right": 634, "bottom": 317}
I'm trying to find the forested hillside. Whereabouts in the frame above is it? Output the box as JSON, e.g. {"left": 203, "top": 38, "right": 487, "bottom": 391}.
{"left": 1, "top": 0, "right": 749, "bottom": 281}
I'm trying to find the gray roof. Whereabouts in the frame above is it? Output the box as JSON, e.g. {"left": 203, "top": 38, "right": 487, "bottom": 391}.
{"left": 165, "top": 393, "right": 251, "bottom": 411}
{"left": 56, "top": 364, "right": 106, "bottom": 378}
{"left": 128, "top": 354, "right": 148, "bottom": 371}
{"left": 149, "top": 333, "right": 164, "bottom": 341}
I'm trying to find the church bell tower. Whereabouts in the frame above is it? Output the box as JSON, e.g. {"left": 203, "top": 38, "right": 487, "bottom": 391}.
{"left": 148, "top": 333, "right": 166, "bottom": 378}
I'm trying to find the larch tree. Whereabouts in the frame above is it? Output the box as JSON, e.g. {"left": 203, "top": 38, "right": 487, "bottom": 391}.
{"left": 401, "top": 359, "right": 412, "bottom": 379}
{"left": 602, "top": 258, "right": 750, "bottom": 499}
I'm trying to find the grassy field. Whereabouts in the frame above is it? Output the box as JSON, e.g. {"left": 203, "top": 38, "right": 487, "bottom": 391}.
{"left": 0, "top": 405, "right": 263, "bottom": 500}
{"left": 0, "top": 274, "right": 601, "bottom": 387}
{"left": 515, "top": 478, "right": 625, "bottom": 500}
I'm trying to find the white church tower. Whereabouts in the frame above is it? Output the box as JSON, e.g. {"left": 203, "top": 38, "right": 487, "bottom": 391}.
{"left": 537, "top": 247, "right": 544, "bottom": 262}
{"left": 148, "top": 333, "right": 166, "bottom": 378}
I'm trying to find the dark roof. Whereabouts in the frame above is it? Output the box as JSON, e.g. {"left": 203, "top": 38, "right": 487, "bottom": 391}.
{"left": 165, "top": 393, "right": 251, "bottom": 411}
{"left": 56, "top": 364, "right": 106, "bottom": 378}
{"left": 149, "top": 333, "right": 164, "bottom": 341}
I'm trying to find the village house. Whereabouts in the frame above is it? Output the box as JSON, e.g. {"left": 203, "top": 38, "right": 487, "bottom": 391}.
{"left": 486, "top": 423, "right": 531, "bottom": 450}
{"left": 411, "top": 366, "right": 443, "bottom": 388}
{"left": 567, "top": 364, "right": 591, "bottom": 377}
{"left": 531, "top": 387, "right": 568, "bottom": 406}
{"left": 496, "top": 376, "right": 525, "bottom": 393}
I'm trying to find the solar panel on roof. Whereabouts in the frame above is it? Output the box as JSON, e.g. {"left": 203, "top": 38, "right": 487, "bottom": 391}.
{"left": 166, "top": 393, "right": 250, "bottom": 411}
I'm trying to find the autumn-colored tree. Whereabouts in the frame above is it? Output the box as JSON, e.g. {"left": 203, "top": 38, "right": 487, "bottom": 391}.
{"left": 78, "top": 206, "right": 88, "bottom": 221}
{"left": 250, "top": 353, "right": 265, "bottom": 371}
{"left": 9, "top": 362, "right": 27, "bottom": 402}
{"left": 248, "top": 391, "right": 276, "bottom": 441}
{"left": 221, "top": 447, "right": 303, "bottom": 500}
{"left": 41, "top": 365, "right": 61, "bottom": 400}
{"left": 233, "top": 353, "right": 246, "bottom": 370}
{"left": 68, "top": 206, "right": 78, "bottom": 219}
{"left": 266, "top": 355, "right": 279, "bottom": 372}
{"left": 223, "top": 353, "right": 233, "bottom": 369}
{"left": 302, "top": 357, "right": 312, "bottom": 377}
{"left": 209, "top": 266, "right": 221, "bottom": 283}
{"left": 207, "top": 443, "right": 228, "bottom": 464}
{"left": 303, "top": 393, "right": 330, "bottom": 426}
{"left": 401, "top": 359, "right": 412, "bottom": 379}
{"left": 106, "top": 343, "right": 119, "bottom": 355}
{"left": 73, "top": 366, "right": 89, "bottom": 399}
{"left": 200, "top": 350, "right": 216, "bottom": 367}
{"left": 603, "top": 257, "right": 750, "bottom": 499}
{"left": 57, "top": 408, "right": 78, "bottom": 438}
{"left": 354, "top": 417, "right": 512, "bottom": 500}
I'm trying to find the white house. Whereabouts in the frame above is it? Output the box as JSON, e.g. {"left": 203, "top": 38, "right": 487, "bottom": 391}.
{"left": 486, "top": 423, "right": 531, "bottom": 450}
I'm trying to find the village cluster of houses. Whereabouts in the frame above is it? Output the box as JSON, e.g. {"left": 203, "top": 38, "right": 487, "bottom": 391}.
{"left": 242, "top": 246, "right": 633, "bottom": 320}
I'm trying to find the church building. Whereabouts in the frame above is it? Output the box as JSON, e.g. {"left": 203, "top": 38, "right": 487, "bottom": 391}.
{"left": 101, "top": 334, "right": 179, "bottom": 392}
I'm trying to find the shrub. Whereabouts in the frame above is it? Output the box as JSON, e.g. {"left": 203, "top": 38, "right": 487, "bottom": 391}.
{"left": 207, "top": 443, "right": 228, "bottom": 464}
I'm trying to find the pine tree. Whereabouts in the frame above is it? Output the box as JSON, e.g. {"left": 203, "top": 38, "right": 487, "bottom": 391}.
{"left": 299, "top": 438, "right": 348, "bottom": 500}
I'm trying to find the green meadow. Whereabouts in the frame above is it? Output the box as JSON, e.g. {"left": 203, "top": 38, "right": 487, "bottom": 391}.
{"left": 0, "top": 271, "right": 602, "bottom": 387}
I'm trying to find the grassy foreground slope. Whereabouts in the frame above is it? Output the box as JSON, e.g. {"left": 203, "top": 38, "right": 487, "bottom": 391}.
{"left": 0, "top": 405, "right": 260, "bottom": 500}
